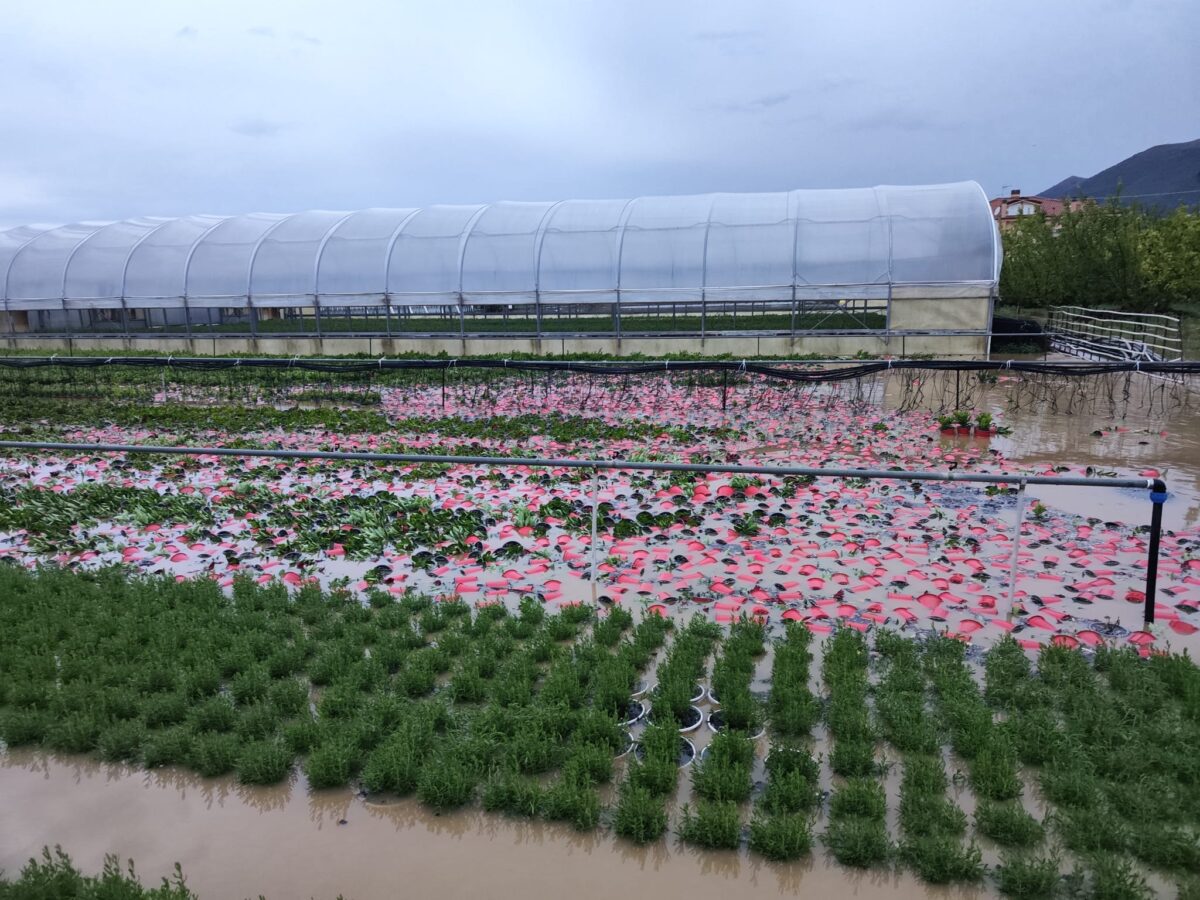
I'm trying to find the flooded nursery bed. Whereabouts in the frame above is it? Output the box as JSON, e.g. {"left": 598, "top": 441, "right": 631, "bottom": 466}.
{"left": 0, "top": 365, "right": 1198, "bottom": 898}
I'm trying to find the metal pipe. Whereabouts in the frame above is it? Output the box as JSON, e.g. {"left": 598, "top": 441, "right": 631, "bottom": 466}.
{"left": 0, "top": 440, "right": 1158, "bottom": 490}
{"left": 2, "top": 355, "right": 1196, "bottom": 376}
{"left": 1143, "top": 479, "right": 1168, "bottom": 626}
{"left": 1006, "top": 480, "right": 1027, "bottom": 620}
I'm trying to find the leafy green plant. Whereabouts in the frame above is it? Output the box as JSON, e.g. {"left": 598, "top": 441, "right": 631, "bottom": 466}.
{"left": 899, "top": 835, "right": 984, "bottom": 884}
{"left": 823, "top": 817, "right": 892, "bottom": 868}
{"left": 0, "top": 846, "right": 198, "bottom": 899}
{"left": 304, "top": 738, "right": 360, "bottom": 789}
{"left": 830, "top": 778, "right": 886, "bottom": 821}
{"left": 994, "top": 851, "right": 1062, "bottom": 898}
{"left": 481, "top": 770, "right": 542, "bottom": 818}
{"left": 614, "top": 782, "right": 668, "bottom": 844}
{"left": 748, "top": 813, "right": 813, "bottom": 861}
{"left": 235, "top": 740, "right": 293, "bottom": 785}
{"left": 678, "top": 801, "right": 742, "bottom": 850}
{"left": 975, "top": 800, "right": 1044, "bottom": 848}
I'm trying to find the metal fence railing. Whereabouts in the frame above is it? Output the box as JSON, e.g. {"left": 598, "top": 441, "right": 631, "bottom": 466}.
{"left": 1048, "top": 306, "right": 1183, "bottom": 362}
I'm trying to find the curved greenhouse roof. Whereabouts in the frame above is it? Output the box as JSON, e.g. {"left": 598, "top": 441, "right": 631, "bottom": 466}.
{"left": 0, "top": 182, "right": 999, "bottom": 311}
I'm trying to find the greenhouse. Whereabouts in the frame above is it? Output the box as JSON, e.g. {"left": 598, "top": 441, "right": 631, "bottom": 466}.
{"left": 0, "top": 181, "right": 1000, "bottom": 355}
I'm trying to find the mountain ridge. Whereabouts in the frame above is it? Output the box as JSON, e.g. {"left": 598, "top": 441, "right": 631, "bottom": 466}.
{"left": 1040, "top": 139, "right": 1200, "bottom": 210}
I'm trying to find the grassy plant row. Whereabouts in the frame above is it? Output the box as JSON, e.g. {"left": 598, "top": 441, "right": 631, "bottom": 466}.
{"left": 742, "top": 622, "right": 821, "bottom": 861}
{"left": 820, "top": 628, "right": 891, "bottom": 868}
{"left": 874, "top": 633, "right": 982, "bottom": 884}
{"left": 0, "top": 566, "right": 667, "bottom": 834}
{"left": 675, "top": 619, "right": 768, "bottom": 851}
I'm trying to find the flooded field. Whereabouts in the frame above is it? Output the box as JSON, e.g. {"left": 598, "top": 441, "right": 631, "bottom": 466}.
{"left": 0, "top": 749, "right": 987, "bottom": 900}
{"left": 1, "top": 367, "right": 1198, "bottom": 898}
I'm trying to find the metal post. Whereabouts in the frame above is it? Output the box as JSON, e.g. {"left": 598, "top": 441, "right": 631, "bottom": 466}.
{"left": 441, "top": 367, "right": 447, "bottom": 411}
{"left": 1143, "top": 479, "right": 1167, "bottom": 626}
{"left": 722, "top": 369, "right": 728, "bottom": 412}
{"left": 1006, "top": 480, "right": 1027, "bottom": 620}
{"left": 590, "top": 466, "right": 601, "bottom": 604}
{"left": 955, "top": 369, "right": 961, "bottom": 410}
{"left": 314, "top": 300, "right": 323, "bottom": 339}
{"left": 384, "top": 300, "right": 392, "bottom": 338}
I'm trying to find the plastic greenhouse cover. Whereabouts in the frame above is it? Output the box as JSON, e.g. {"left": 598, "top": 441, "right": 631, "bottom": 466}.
{"left": 0, "top": 183, "right": 999, "bottom": 310}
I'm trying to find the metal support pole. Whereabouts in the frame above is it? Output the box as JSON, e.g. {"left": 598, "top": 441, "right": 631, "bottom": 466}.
{"left": 314, "top": 300, "right": 323, "bottom": 339}
{"left": 1144, "top": 479, "right": 1167, "bottom": 626}
{"left": 722, "top": 370, "right": 728, "bottom": 412}
{"left": 955, "top": 370, "right": 961, "bottom": 410}
{"left": 1006, "top": 479, "right": 1027, "bottom": 620}
{"left": 441, "top": 367, "right": 447, "bottom": 411}
{"left": 590, "top": 466, "right": 601, "bottom": 604}
{"left": 384, "top": 300, "right": 392, "bottom": 338}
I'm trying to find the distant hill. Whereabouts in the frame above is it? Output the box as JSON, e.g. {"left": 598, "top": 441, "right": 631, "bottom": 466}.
{"left": 1041, "top": 138, "right": 1200, "bottom": 211}
{"left": 1041, "top": 175, "right": 1086, "bottom": 198}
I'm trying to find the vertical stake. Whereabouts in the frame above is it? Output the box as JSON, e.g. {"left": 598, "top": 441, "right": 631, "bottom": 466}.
{"left": 441, "top": 367, "right": 447, "bottom": 411}
{"left": 590, "top": 466, "right": 601, "bottom": 605}
{"left": 1144, "top": 479, "right": 1167, "bottom": 626}
{"left": 722, "top": 369, "right": 728, "bottom": 412}
{"left": 1006, "top": 479, "right": 1027, "bottom": 621}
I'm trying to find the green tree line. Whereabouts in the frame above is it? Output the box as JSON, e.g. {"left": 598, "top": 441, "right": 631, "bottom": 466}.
{"left": 999, "top": 201, "right": 1200, "bottom": 316}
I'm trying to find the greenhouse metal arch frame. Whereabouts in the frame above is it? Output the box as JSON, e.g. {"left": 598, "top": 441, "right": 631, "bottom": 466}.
{"left": 0, "top": 182, "right": 1000, "bottom": 342}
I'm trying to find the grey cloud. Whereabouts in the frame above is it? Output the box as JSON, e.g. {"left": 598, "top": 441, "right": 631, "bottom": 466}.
{"left": 693, "top": 29, "right": 760, "bottom": 42}
{"left": 0, "top": 0, "right": 1195, "bottom": 225}
{"left": 247, "top": 25, "right": 320, "bottom": 45}
{"left": 229, "top": 117, "right": 290, "bottom": 138}
{"left": 841, "top": 110, "right": 951, "bottom": 133}
{"left": 712, "top": 91, "right": 797, "bottom": 113}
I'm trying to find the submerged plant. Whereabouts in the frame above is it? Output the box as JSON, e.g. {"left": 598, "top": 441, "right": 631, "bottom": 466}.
{"left": 899, "top": 835, "right": 984, "bottom": 884}
{"left": 823, "top": 817, "right": 892, "bottom": 868}
{"left": 994, "top": 851, "right": 1062, "bottom": 898}
{"left": 678, "top": 801, "right": 742, "bottom": 850}
{"left": 748, "top": 813, "right": 813, "bottom": 861}
{"left": 614, "top": 782, "right": 668, "bottom": 844}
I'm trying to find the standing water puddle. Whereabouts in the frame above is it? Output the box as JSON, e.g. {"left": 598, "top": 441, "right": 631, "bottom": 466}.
{"left": 0, "top": 750, "right": 980, "bottom": 900}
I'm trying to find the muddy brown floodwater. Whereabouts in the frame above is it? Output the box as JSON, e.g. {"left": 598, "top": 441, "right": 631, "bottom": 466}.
{"left": 0, "top": 750, "right": 984, "bottom": 900}
{"left": 882, "top": 373, "right": 1200, "bottom": 531}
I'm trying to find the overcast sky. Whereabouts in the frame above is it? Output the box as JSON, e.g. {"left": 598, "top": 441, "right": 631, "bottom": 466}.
{"left": 2, "top": 0, "right": 1197, "bottom": 227}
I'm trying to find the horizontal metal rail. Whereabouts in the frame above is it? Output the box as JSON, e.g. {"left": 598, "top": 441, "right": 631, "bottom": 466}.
{"left": 0, "top": 439, "right": 1161, "bottom": 490}
{"left": 1, "top": 355, "right": 1198, "bottom": 379}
